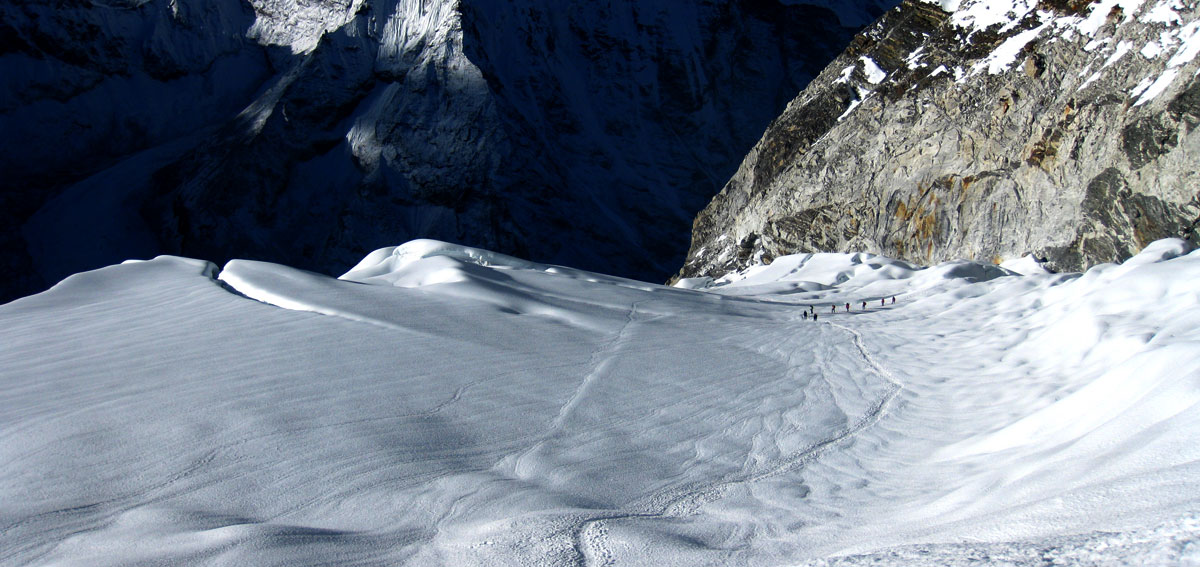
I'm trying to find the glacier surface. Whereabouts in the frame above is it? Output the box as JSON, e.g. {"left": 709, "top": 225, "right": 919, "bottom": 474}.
{"left": 2, "top": 239, "right": 1200, "bottom": 565}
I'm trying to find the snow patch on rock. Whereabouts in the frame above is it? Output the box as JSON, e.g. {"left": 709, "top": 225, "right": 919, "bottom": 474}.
{"left": 860, "top": 56, "right": 889, "bottom": 84}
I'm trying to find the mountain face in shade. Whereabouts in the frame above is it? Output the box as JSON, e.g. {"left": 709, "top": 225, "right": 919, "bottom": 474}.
{"left": 2, "top": 0, "right": 898, "bottom": 302}
{"left": 675, "top": 0, "right": 1200, "bottom": 282}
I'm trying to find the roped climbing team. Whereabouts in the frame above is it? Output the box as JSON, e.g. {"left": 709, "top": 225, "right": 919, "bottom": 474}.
{"left": 803, "top": 296, "right": 895, "bottom": 320}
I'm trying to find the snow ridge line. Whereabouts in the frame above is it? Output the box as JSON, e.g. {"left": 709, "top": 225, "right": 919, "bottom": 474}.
{"left": 216, "top": 272, "right": 414, "bottom": 334}
{"left": 212, "top": 266, "right": 466, "bottom": 346}
{"left": 571, "top": 314, "right": 905, "bottom": 567}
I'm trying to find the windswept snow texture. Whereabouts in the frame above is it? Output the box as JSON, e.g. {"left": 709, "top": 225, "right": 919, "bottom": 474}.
{"left": 4, "top": 239, "right": 1200, "bottom": 565}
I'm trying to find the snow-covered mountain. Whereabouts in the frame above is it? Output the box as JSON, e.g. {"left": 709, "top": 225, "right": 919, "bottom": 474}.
{"left": 676, "top": 0, "right": 1200, "bottom": 282}
{"left": 2, "top": 0, "right": 897, "bottom": 303}
{"left": 9, "top": 1, "right": 1200, "bottom": 563}
{"left": 3, "top": 238, "right": 1200, "bottom": 565}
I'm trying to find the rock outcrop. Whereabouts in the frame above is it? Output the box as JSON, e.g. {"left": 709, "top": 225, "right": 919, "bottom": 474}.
{"left": 3, "top": 0, "right": 898, "bottom": 302}
{"left": 675, "top": 0, "right": 1200, "bottom": 281}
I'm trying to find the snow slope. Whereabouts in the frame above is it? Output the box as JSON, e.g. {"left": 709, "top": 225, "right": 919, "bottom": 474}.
{"left": 2, "top": 239, "right": 1200, "bottom": 565}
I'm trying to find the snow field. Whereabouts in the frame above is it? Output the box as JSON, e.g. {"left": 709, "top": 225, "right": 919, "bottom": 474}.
{"left": 2, "top": 239, "right": 1200, "bottom": 565}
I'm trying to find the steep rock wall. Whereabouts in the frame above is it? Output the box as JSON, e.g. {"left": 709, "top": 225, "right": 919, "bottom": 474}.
{"left": 675, "top": 0, "right": 1200, "bottom": 281}
{"left": 1, "top": 0, "right": 277, "bottom": 298}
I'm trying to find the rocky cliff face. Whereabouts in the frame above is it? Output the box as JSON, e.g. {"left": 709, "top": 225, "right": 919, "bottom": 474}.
{"left": 1, "top": 0, "right": 276, "bottom": 299}
{"left": 3, "top": 0, "right": 898, "bottom": 302}
{"left": 675, "top": 0, "right": 1200, "bottom": 282}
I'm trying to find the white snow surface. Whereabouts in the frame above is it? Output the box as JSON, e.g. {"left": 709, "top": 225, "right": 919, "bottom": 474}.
{"left": 1135, "top": 67, "right": 1182, "bottom": 104}
{"left": 1144, "top": 0, "right": 1186, "bottom": 24}
{"left": 4, "top": 239, "right": 1200, "bottom": 565}
{"left": 833, "top": 64, "right": 857, "bottom": 84}
{"left": 971, "top": 20, "right": 1053, "bottom": 75}
{"left": 1105, "top": 39, "right": 1136, "bottom": 66}
{"left": 949, "top": 0, "right": 1038, "bottom": 33}
{"left": 999, "top": 254, "right": 1052, "bottom": 275}
{"left": 859, "top": 56, "right": 888, "bottom": 84}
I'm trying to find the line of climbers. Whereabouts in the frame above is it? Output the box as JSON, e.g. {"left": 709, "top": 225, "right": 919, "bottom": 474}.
{"left": 801, "top": 296, "right": 895, "bottom": 321}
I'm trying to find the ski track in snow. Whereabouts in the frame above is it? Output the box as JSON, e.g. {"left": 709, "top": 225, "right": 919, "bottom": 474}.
{"left": 571, "top": 313, "right": 905, "bottom": 567}
{"left": 504, "top": 298, "right": 653, "bottom": 488}
{"left": 211, "top": 257, "right": 906, "bottom": 566}
{"left": 550, "top": 300, "right": 649, "bottom": 436}
{"left": 5, "top": 240, "right": 1200, "bottom": 565}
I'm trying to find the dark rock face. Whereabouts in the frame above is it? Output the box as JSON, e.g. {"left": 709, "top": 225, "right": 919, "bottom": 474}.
{"left": 3, "top": 0, "right": 897, "bottom": 302}
{"left": 1123, "top": 116, "right": 1178, "bottom": 170}
{"left": 1, "top": 0, "right": 274, "bottom": 302}
{"left": 675, "top": 0, "right": 1200, "bottom": 281}
{"left": 1042, "top": 166, "right": 1196, "bottom": 272}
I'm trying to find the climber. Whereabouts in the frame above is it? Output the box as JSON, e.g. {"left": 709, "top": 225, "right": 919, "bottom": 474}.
{"left": 862, "top": 301, "right": 867, "bottom": 310}
{"left": 891, "top": 296, "right": 896, "bottom": 304}
{"left": 831, "top": 305, "right": 836, "bottom": 313}
{"left": 881, "top": 297, "right": 885, "bottom": 307}
{"left": 803, "top": 311, "right": 809, "bottom": 320}
{"left": 845, "top": 302, "right": 850, "bottom": 312}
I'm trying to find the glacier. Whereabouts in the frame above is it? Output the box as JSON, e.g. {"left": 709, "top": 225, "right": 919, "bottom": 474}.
{"left": 2, "top": 238, "right": 1200, "bottom": 565}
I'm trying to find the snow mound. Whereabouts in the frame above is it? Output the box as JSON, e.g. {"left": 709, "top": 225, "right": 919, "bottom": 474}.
{"left": 343, "top": 239, "right": 656, "bottom": 290}
{"left": 341, "top": 239, "right": 544, "bottom": 284}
